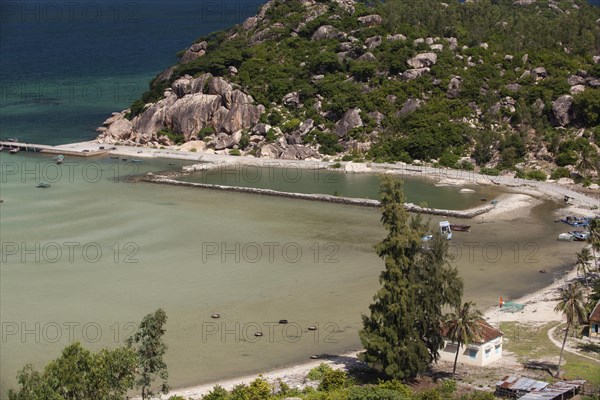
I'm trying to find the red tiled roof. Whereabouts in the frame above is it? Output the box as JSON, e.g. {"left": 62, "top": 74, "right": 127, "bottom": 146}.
{"left": 590, "top": 300, "right": 600, "bottom": 322}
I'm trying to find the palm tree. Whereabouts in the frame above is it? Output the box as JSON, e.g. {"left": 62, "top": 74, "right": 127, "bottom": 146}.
{"left": 554, "top": 282, "right": 588, "bottom": 378}
{"left": 444, "top": 301, "right": 484, "bottom": 376}
{"left": 576, "top": 248, "right": 593, "bottom": 288}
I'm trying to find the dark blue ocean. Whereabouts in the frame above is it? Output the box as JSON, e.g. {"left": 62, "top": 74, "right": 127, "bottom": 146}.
{"left": 1, "top": 0, "right": 598, "bottom": 145}
{"left": 0, "top": 0, "right": 265, "bottom": 144}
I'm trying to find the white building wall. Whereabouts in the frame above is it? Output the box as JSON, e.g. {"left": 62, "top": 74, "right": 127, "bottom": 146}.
{"left": 439, "top": 337, "right": 503, "bottom": 366}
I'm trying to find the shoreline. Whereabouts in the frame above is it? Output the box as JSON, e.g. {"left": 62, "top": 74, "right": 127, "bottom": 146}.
{"left": 52, "top": 140, "right": 599, "bottom": 218}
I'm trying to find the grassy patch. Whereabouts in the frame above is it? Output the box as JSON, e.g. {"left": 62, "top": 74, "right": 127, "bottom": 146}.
{"left": 500, "top": 322, "right": 600, "bottom": 387}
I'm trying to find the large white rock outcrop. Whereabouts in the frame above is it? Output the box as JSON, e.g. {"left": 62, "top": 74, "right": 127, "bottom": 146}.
{"left": 99, "top": 74, "right": 265, "bottom": 144}
{"left": 335, "top": 108, "right": 363, "bottom": 137}
{"left": 552, "top": 95, "right": 573, "bottom": 126}
{"left": 407, "top": 53, "right": 438, "bottom": 69}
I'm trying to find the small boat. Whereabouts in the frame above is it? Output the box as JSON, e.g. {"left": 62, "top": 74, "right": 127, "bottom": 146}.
{"left": 122, "top": 158, "right": 128, "bottom": 161}
{"left": 561, "top": 216, "right": 591, "bottom": 227}
{"left": 56, "top": 159, "right": 64, "bottom": 165}
{"left": 558, "top": 232, "right": 574, "bottom": 242}
{"left": 53, "top": 155, "right": 64, "bottom": 165}
{"left": 569, "top": 231, "right": 590, "bottom": 241}
{"left": 440, "top": 221, "right": 453, "bottom": 240}
{"left": 110, "top": 156, "right": 119, "bottom": 159}
{"left": 7, "top": 138, "right": 18, "bottom": 142}
{"left": 36, "top": 182, "right": 51, "bottom": 188}
{"left": 9, "top": 148, "right": 19, "bottom": 154}
{"left": 130, "top": 159, "right": 143, "bottom": 163}
{"left": 422, "top": 222, "right": 453, "bottom": 242}
{"left": 450, "top": 224, "right": 471, "bottom": 232}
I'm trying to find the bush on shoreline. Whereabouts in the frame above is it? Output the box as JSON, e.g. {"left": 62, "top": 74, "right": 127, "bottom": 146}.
{"left": 194, "top": 364, "right": 497, "bottom": 400}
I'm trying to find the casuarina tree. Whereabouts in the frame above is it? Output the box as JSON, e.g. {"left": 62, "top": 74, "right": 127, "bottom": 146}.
{"left": 359, "top": 176, "right": 463, "bottom": 379}
{"left": 127, "top": 308, "right": 170, "bottom": 399}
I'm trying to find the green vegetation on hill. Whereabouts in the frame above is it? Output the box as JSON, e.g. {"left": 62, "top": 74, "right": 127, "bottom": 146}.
{"left": 127, "top": 0, "right": 600, "bottom": 177}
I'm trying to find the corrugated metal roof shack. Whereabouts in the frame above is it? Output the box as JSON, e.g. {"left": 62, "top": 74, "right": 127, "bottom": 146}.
{"left": 495, "top": 375, "right": 586, "bottom": 399}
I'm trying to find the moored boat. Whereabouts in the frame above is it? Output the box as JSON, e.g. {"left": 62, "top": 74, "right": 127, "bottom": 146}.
{"left": 36, "top": 182, "right": 51, "bottom": 188}
{"left": 450, "top": 224, "right": 471, "bottom": 232}
{"left": 9, "top": 148, "right": 19, "bottom": 154}
{"left": 561, "top": 216, "right": 591, "bottom": 227}
{"left": 569, "top": 230, "right": 590, "bottom": 241}
{"left": 440, "top": 221, "right": 453, "bottom": 240}
{"left": 558, "top": 232, "right": 574, "bottom": 242}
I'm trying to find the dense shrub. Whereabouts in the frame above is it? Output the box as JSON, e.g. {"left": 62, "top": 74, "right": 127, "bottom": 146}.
{"left": 480, "top": 167, "right": 501, "bottom": 176}
{"left": 573, "top": 89, "right": 600, "bottom": 126}
{"left": 525, "top": 170, "right": 547, "bottom": 181}
{"left": 550, "top": 167, "right": 571, "bottom": 180}
{"left": 158, "top": 128, "right": 184, "bottom": 145}
{"left": 319, "top": 369, "right": 348, "bottom": 392}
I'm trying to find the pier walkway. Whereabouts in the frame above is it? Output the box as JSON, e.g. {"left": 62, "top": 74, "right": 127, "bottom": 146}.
{"left": 0, "top": 141, "right": 108, "bottom": 157}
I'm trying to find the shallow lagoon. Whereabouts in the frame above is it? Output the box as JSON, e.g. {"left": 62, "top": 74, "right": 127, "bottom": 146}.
{"left": 0, "top": 153, "right": 582, "bottom": 395}
{"left": 177, "top": 164, "right": 501, "bottom": 209}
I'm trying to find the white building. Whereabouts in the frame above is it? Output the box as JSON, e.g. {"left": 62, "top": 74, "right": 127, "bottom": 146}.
{"left": 439, "top": 320, "right": 503, "bottom": 367}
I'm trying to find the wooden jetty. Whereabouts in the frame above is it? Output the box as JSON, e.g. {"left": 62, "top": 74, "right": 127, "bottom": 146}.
{"left": 0, "top": 141, "right": 108, "bottom": 157}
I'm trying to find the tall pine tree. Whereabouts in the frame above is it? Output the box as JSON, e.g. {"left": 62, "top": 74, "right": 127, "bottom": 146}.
{"left": 359, "top": 176, "right": 463, "bottom": 379}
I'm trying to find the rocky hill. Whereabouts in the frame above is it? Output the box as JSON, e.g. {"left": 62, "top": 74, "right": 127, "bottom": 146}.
{"left": 97, "top": 0, "right": 600, "bottom": 182}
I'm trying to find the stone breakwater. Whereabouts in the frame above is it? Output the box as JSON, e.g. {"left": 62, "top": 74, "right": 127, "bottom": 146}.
{"left": 143, "top": 175, "right": 496, "bottom": 219}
